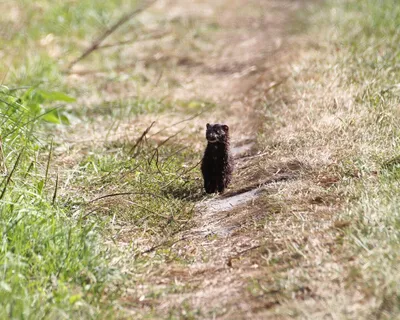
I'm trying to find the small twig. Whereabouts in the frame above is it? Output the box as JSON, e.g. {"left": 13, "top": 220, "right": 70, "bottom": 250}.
{"left": 52, "top": 172, "right": 59, "bottom": 206}
{"left": 97, "top": 30, "right": 168, "bottom": 49}
{"left": 149, "top": 111, "right": 205, "bottom": 138}
{"left": 129, "top": 202, "right": 165, "bottom": 224}
{"left": 181, "top": 159, "right": 202, "bottom": 175}
{"left": 97, "top": 38, "right": 139, "bottom": 49}
{"left": 227, "top": 245, "right": 261, "bottom": 267}
{"left": 163, "top": 145, "right": 189, "bottom": 162}
{"left": 239, "top": 151, "right": 269, "bottom": 161}
{"left": 87, "top": 192, "right": 167, "bottom": 204}
{"left": 236, "top": 245, "right": 261, "bottom": 256}
{"left": 150, "top": 147, "right": 164, "bottom": 175}
{"left": 44, "top": 140, "right": 53, "bottom": 189}
{"left": 160, "top": 159, "right": 201, "bottom": 191}
{"left": 0, "top": 148, "right": 24, "bottom": 200}
{"left": 81, "top": 207, "right": 101, "bottom": 220}
{"left": 129, "top": 121, "right": 155, "bottom": 158}
{"left": 8, "top": 86, "right": 31, "bottom": 92}
{"left": 68, "top": 0, "right": 158, "bottom": 69}
{"left": 148, "top": 128, "right": 185, "bottom": 163}
{"left": 157, "top": 129, "right": 184, "bottom": 148}
{"left": 139, "top": 236, "right": 188, "bottom": 255}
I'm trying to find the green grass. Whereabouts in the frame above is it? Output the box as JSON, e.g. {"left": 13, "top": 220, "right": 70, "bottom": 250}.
{"left": 0, "top": 87, "right": 120, "bottom": 319}
{"left": 1, "top": 0, "right": 138, "bottom": 87}
{"left": 0, "top": 0, "right": 211, "bottom": 317}
{"left": 73, "top": 142, "right": 201, "bottom": 240}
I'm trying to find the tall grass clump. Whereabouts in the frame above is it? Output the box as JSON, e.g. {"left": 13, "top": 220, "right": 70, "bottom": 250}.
{"left": 0, "top": 86, "right": 117, "bottom": 319}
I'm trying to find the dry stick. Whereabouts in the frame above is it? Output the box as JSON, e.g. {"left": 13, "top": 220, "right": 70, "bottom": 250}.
{"left": 238, "top": 151, "right": 269, "bottom": 161}
{"left": 160, "top": 159, "right": 202, "bottom": 191}
{"left": 97, "top": 30, "right": 168, "bottom": 49}
{"left": 149, "top": 111, "right": 205, "bottom": 139}
{"left": 227, "top": 245, "right": 261, "bottom": 267}
{"left": 52, "top": 172, "right": 59, "bottom": 206}
{"left": 151, "top": 147, "right": 164, "bottom": 176}
{"left": 138, "top": 204, "right": 196, "bottom": 255}
{"left": 81, "top": 207, "right": 101, "bottom": 220}
{"left": 139, "top": 236, "right": 188, "bottom": 255}
{"left": 23, "top": 161, "right": 34, "bottom": 179}
{"left": 0, "top": 148, "right": 24, "bottom": 200}
{"left": 81, "top": 200, "right": 159, "bottom": 221}
{"left": 129, "top": 121, "right": 155, "bottom": 157}
{"left": 148, "top": 128, "right": 185, "bottom": 164}
{"left": 68, "top": 0, "right": 158, "bottom": 70}
{"left": 129, "top": 202, "right": 166, "bottom": 224}
{"left": 44, "top": 140, "right": 53, "bottom": 189}
{"left": 163, "top": 145, "right": 189, "bottom": 162}
{"left": 181, "top": 159, "right": 202, "bottom": 175}
{"left": 152, "top": 128, "right": 184, "bottom": 151}
{"left": 97, "top": 38, "right": 139, "bottom": 49}
{"left": 87, "top": 192, "right": 167, "bottom": 204}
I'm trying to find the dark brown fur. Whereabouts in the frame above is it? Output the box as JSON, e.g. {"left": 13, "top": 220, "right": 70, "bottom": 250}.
{"left": 201, "top": 123, "right": 234, "bottom": 193}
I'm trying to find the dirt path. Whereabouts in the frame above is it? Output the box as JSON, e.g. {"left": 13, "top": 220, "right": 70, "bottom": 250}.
{"left": 59, "top": 0, "right": 339, "bottom": 318}
{"left": 98, "top": 0, "right": 310, "bottom": 318}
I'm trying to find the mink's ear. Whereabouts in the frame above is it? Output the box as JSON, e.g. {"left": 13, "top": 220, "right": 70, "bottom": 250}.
{"left": 206, "top": 123, "right": 211, "bottom": 129}
{"left": 222, "top": 124, "right": 229, "bottom": 132}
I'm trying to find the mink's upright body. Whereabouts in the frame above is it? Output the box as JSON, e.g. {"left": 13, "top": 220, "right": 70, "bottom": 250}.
{"left": 201, "top": 123, "right": 233, "bottom": 194}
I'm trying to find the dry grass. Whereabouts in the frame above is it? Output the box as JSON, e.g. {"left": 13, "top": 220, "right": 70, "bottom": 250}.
{"left": 240, "top": 0, "right": 400, "bottom": 318}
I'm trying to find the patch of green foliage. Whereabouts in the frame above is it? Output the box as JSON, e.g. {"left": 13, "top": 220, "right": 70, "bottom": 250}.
{"left": 0, "top": 87, "right": 118, "bottom": 319}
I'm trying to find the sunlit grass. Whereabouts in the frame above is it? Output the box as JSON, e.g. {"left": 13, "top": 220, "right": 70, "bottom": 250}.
{"left": 0, "top": 87, "right": 121, "bottom": 318}
{"left": 260, "top": 0, "right": 400, "bottom": 317}
{"left": 0, "top": 0, "right": 208, "bottom": 316}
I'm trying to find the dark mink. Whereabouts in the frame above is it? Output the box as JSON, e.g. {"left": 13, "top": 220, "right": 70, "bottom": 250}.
{"left": 201, "top": 123, "right": 234, "bottom": 194}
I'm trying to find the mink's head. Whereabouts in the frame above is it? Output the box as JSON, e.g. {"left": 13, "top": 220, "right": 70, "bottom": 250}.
{"left": 205, "top": 123, "right": 229, "bottom": 144}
